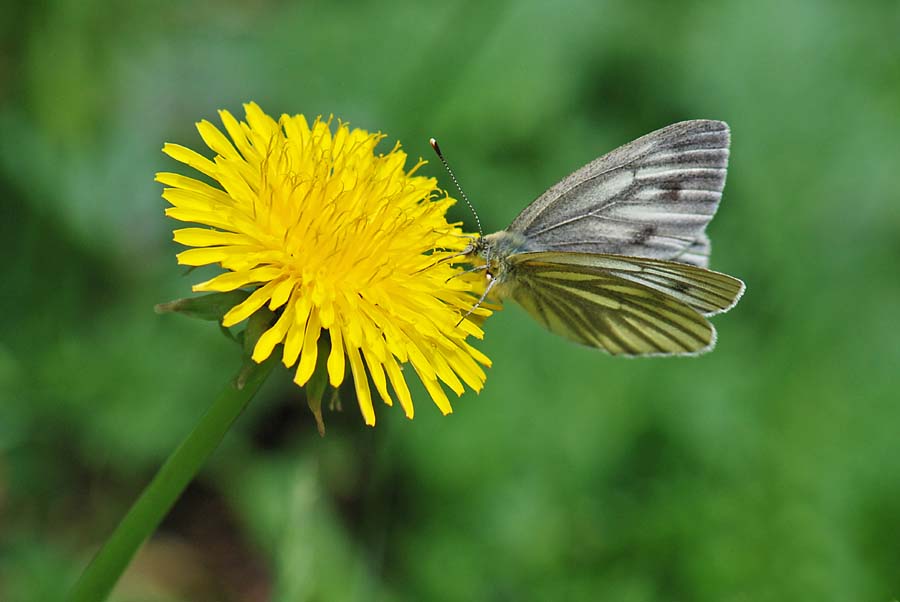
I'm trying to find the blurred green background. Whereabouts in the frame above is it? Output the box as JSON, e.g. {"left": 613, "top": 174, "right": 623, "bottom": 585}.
{"left": 2, "top": 0, "right": 899, "bottom": 600}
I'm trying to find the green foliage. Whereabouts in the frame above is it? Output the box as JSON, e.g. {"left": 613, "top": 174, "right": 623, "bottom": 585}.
{"left": 1, "top": 0, "right": 898, "bottom": 600}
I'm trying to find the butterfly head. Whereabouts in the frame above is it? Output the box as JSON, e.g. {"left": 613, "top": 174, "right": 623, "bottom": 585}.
{"left": 461, "top": 230, "right": 528, "bottom": 283}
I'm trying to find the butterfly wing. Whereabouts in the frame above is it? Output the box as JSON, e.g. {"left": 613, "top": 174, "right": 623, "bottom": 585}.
{"left": 498, "top": 252, "right": 744, "bottom": 356}
{"left": 524, "top": 251, "right": 746, "bottom": 317}
{"left": 508, "top": 120, "right": 730, "bottom": 268}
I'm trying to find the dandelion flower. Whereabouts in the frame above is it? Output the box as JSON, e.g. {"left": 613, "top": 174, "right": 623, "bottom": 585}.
{"left": 157, "top": 103, "right": 492, "bottom": 426}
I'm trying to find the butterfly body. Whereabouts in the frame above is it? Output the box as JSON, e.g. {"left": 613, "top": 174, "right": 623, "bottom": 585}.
{"left": 455, "top": 120, "right": 744, "bottom": 356}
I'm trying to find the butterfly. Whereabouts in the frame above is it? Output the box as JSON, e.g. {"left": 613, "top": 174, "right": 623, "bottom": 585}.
{"left": 433, "top": 119, "right": 744, "bottom": 356}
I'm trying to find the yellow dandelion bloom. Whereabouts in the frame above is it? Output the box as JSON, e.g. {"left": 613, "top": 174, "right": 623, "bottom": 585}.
{"left": 157, "top": 102, "right": 492, "bottom": 426}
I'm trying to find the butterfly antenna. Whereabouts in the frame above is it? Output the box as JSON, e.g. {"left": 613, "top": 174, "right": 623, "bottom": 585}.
{"left": 429, "top": 138, "right": 483, "bottom": 238}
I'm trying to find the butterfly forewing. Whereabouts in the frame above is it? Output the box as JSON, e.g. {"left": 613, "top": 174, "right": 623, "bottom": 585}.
{"left": 504, "top": 253, "right": 719, "bottom": 356}
{"left": 508, "top": 120, "right": 730, "bottom": 268}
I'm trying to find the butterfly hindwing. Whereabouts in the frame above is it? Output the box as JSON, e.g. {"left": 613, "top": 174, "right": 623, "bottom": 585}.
{"left": 517, "top": 252, "right": 745, "bottom": 317}
{"left": 501, "top": 252, "right": 728, "bottom": 356}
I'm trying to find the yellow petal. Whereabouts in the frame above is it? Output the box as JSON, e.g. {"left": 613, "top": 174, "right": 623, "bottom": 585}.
{"left": 173, "top": 228, "right": 251, "bottom": 247}
{"left": 176, "top": 247, "right": 231, "bottom": 267}
{"left": 327, "top": 327, "right": 345, "bottom": 387}
{"left": 222, "top": 278, "right": 284, "bottom": 327}
{"left": 268, "top": 278, "right": 296, "bottom": 311}
{"left": 384, "top": 356, "right": 413, "bottom": 419}
{"left": 362, "top": 351, "right": 392, "bottom": 408}
{"left": 197, "top": 120, "right": 242, "bottom": 162}
{"left": 252, "top": 303, "right": 293, "bottom": 363}
{"left": 347, "top": 344, "right": 374, "bottom": 426}
{"left": 193, "top": 267, "right": 283, "bottom": 292}
{"left": 294, "top": 310, "right": 322, "bottom": 385}
{"left": 162, "top": 143, "right": 218, "bottom": 180}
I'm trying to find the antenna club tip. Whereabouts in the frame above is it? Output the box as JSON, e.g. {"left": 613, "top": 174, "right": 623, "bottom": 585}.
{"left": 429, "top": 137, "right": 441, "bottom": 154}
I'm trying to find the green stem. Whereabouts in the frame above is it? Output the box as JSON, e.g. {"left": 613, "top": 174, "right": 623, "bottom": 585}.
{"left": 68, "top": 357, "right": 277, "bottom": 602}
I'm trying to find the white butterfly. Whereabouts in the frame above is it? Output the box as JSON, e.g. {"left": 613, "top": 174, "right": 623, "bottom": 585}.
{"left": 437, "top": 120, "right": 745, "bottom": 356}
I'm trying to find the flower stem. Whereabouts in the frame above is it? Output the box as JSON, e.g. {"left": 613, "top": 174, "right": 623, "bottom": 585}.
{"left": 68, "top": 357, "right": 277, "bottom": 602}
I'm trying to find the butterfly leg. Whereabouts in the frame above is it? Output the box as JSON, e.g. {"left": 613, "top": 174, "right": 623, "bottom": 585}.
{"left": 445, "top": 263, "right": 488, "bottom": 283}
{"left": 456, "top": 272, "right": 497, "bottom": 326}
